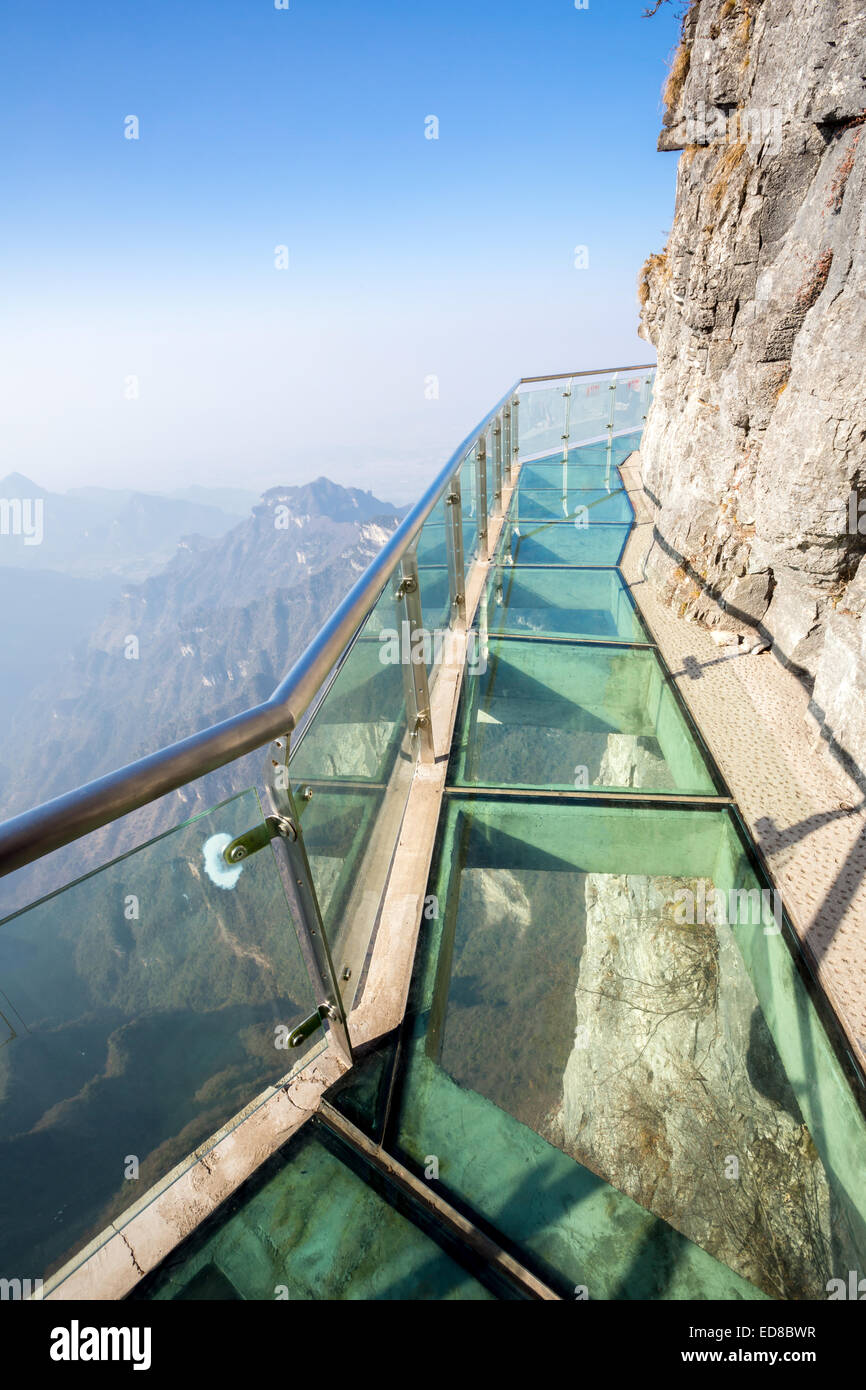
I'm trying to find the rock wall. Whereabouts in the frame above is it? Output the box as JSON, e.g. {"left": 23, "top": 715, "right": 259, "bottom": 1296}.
{"left": 638, "top": 0, "right": 866, "bottom": 775}
{"left": 554, "top": 868, "right": 853, "bottom": 1299}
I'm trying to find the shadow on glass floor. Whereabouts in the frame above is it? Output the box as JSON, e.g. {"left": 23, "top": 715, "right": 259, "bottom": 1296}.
{"left": 352, "top": 796, "right": 866, "bottom": 1301}
{"left": 481, "top": 566, "right": 650, "bottom": 644}
{"left": 450, "top": 638, "right": 720, "bottom": 797}
{"left": 131, "top": 1119, "right": 508, "bottom": 1301}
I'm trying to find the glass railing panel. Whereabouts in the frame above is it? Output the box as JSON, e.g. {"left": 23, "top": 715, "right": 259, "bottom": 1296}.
{"left": 515, "top": 382, "right": 567, "bottom": 459}
{"left": 565, "top": 375, "right": 613, "bottom": 445}
{"left": 519, "top": 456, "right": 621, "bottom": 490}
{"left": 0, "top": 788, "right": 322, "bottom": 1285}
{"left": 484, "top": 425, "right": 496, "bottom": 520}
{"left": 512, "top": 489, "right": 633, "bottom": 525}
{"left": 289, "top": 579, "right": 415, "bottom": 1008}
{"left": 614, "top": 373, "right": 648, "bottom": 433}
{"left": 481, "top": 565, "right": 651, "bottom": 643}
{"left": 417, "top": 563, "right": 452, "bottom": 641}
{"left": 502, "top": 518, "right": 632, "bottom": 567}
{"left": 449, "top": 638, "right": 718, "bottom": 795}
{"left": 413, "top": 493, "right": 457, "bottom": 689}
{"left": 640, "top": 368, "right": 656, "bottom": 419}
{"left": 608, "top": 431, "right": 643, "bottom": 466}
{"left": 459, "top": 447, "right": 479, "bottom": 562}
{"left": 390, "top": 795, "right": 866, "bottom": 1300}
{"left": 414, "top": 493, "right": 450, "bottom": 568}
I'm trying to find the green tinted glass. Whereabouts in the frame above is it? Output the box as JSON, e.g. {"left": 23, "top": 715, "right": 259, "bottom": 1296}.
{"left": 0, "top": 788, "right": 321, "bottom": 1283}
{"left": 450, "top": 638, "right": 717, "bottom": 795}
{"left": 135, "top": 1122, "right": 495, "bottom": 1302}
{"left": 392, "top": 797, "right": 866, "bottom": 1300}
{"left": 289, "top": 580, "right": 415, "bottom": 1007}
{"left": 513, "top": 488, "right": 633, "bottom": 524}
{"left": 481, "top": 565, "right": 650, "bottom": 643}
{"left": 503, "top": 519, "right": 631, "bottom": 566}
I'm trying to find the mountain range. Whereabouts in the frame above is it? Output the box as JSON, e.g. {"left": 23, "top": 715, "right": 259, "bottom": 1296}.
{"left": 0, "top": 475, "right": 404, "bottom": 913}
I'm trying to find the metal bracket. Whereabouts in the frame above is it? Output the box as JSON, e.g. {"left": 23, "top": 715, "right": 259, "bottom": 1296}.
{"left": 222, "top": 813, "right": 295, "bottom": 866}
{"left": 288, "top": 1003, "right": 336, "bottom": 1049}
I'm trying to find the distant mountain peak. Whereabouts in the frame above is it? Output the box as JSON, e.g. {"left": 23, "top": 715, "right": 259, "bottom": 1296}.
{"left": 260, "top": 475, "right": 396, "bottom": 524}
{"left": 0, "top": 472, "right": 47, "bottom": 497}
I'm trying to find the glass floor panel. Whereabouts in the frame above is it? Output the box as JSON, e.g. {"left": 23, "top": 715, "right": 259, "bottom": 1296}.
{"left": 450, "top": 638, "right": 718, "bottom": 795}
{"left": 481, "top": 566, "right": 650, "bottom": 643}
{"left": 503, "top": 521, "right": 631, "bottom": 567}
{"left": 382, "top": 796, "right": 866, "bottom": 1300}
{"left": 512, "top": 489, "right": 634, "bottom": 525}
{"left": 519, "top": 459, "right": 623, "bottom": 490}
{"left": 518, "top": 433, "right": 641, "bottom": 483}
{"left": 131, "top": 1121, "right": 495, "bottom": 1301}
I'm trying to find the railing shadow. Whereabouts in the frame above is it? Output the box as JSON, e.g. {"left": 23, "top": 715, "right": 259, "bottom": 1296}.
{"left": 624, "top": 462, "right": 866, "bottom": 981}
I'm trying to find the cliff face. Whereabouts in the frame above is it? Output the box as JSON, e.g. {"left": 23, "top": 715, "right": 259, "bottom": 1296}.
{"left": 638, "top": 0, "right": 866, "bottom": 773}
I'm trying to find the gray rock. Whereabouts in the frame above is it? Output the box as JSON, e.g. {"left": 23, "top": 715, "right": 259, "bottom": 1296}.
{"left": 640, "top": 0, "right": 866, "bottom": 768}
{"left": 554, "top": 868, "right": 846, "bottom": 1298}
{"left": 720, "top": 571, "right": 773, "bottom": 626}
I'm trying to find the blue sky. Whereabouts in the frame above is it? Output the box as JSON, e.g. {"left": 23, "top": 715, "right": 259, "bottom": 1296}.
{"left": 1, "top": 0, "right": 682, "bottom": 503}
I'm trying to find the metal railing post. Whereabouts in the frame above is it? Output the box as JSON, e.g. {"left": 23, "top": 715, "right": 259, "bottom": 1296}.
{"left": 562, "top": 380, "right": 572, "bottom": 461}
{"left": 493, "top": 415, "right": 503, "bottom": 514}
{"left": 511, "top": 394, "right": 520, "bottom": 474}
{"left": 606, "top": 371, "right": 619, "bottom": 487}
{"left": 397, "top": 548, "right": 435, "bottom": 763}
{"left": 265, "top": 740, "right": 353, "bottom": 1067}
{"left": 476, "top": 433, "right": 489, "bottom": 560}
{"left": 445, "top": 472, "right": 466, "bottom": 624}
{"left": 503, "top": 402, "right": 512, "bottom": 484}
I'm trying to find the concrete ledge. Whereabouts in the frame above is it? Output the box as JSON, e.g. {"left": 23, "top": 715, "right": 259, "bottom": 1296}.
{"left": 620, "top": 452, "right": 866, "bottom": 1069}
{"left": 42, "top": 1047, "right": 347, "bottom": 1300}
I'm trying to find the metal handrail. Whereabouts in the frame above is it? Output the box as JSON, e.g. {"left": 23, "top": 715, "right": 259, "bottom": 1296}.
{"left": 519, "top": 363, "right": 655, "bottom": 383}
{"left": 0, "top": 378, "right": 522, "bottom": 879}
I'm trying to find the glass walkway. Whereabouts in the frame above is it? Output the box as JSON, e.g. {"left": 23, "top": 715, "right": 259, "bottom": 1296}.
{"left": 135, "top": 411, "right": 866, "bottom": 1303}
{"left": 2, "top": 369, "right": 866, "bottom": 1301}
